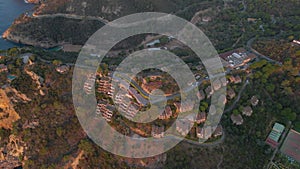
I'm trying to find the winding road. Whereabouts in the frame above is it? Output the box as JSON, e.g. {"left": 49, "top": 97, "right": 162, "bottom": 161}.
{"left": 224, "top": 77, "right": 250, "bottom": 113}
{"left": 246, "top": 37, "right": 282, "bottom": 65}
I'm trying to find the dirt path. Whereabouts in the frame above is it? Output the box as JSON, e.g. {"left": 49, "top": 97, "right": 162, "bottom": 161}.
{"left": 24, "top": 65, "right": 45, "bottom": 96}
{"left": 225, "top": 78, "right": 249, "bottom": 113}
{"left": 70, "top": 150, "right": 84, "bottom": 169}
{"left": 190, "top": 8, "right": 212, "bottom": 25}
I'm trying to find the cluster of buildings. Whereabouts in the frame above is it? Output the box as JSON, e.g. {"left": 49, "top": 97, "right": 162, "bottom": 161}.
{"left": 219, "top": 48, "right": 255, "bottom": 69}
{"left": 176, "top": 119, "right": 194, "bottom": 136}
{"left": 174, "top": 100, "right": 194, "bottom": 113}
{"left": 151, "top": 125, "right": 165, "bottom": 138}
{"left": 96, "top": 101, "right": 114, "bottom": 122}
{"left": 174, "top": 110, "right": 223, "bottom": 140}
{"left": 158, "top": 106, "right": 172, "bottom": 120}
{"left": 114, "top": 89, "right": 139, "bottom": 119}
{"left": 196, "top": 125, "right": 223, "bottom": 140}
{"left": 97, "top": 76, "right": 114, "bottom": 96}
{"left": 229, "top": 75, "right": 242, "bottom": 84}
{"left": 231, "top": 96, "right": 259, "bottom": 125}
{"left": 83, "top": 73, "right": 96, "bottom": 94}
{"left": 173, "top": 113, "right": 222, "bottom": 140}
{"left": 204, "top": 77, "right": 228, "bottom": 99}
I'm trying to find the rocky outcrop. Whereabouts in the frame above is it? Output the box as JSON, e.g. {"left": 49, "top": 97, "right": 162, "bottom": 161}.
{"left": 0, "top": 135, "right": 25, "bottom": 169}
{"left": 3, "top": 13, "right": 105, "bottom": 49}
{"left": 3, "top": 27, "right": 59, "bottom": 48}
{"left": 0, "top": 89, "right": 20, "bottom": 130}
{"left": 25, "top": 0, "right": 41, "bottom": 4}
{"left": 4, "top": 87, "right": 32, "bottom": 103}
{"left": 24, "top": 66, "right": 45, "bottom": 96}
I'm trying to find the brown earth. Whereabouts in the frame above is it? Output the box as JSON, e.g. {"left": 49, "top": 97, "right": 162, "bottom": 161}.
{"left": 0, "top": 89, "right": 20, "bottom": 130}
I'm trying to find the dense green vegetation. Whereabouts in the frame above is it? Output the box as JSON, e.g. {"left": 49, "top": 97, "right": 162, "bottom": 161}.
{"left": 1, "top": 0, "right": 300, "bottom": 168}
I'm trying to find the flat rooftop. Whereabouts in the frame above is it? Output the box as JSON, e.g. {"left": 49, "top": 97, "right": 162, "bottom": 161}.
{"left": 266, "top": 123, "right": 285, "bottom": 148}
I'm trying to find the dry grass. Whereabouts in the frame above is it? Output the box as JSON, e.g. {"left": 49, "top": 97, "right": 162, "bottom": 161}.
{"left": 0, "top": 89, "right": 20, "bottom": 130}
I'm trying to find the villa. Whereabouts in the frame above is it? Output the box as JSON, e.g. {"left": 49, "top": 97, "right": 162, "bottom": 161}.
{"left": 250, "top": 96, "right": 259, "bottom": 106}
{"left": 176, "top": 119, "right": 193, "bottom": 136}
{"left": 174, "top": 100, "right": 194, "bottom": 113}
{"left": 209, "top": 105, "right": 217, "bottom": 115}
{"left": 197, "top": 126, "right": 212, "bottom": 139}
{"left": 213, "top": 125, "right": 223, "bottom": 137}
{"left": 151, "top": 125, "right": 165, "bottom": 138}
{"left": 0, "top": 64, "right": 8, "bottom": 73}
{"left": 242, "top": 106, "right": 253, "bottom": 116}
{"left": 195, "top": 112, "right": 206, "bottom": 124}
{"left": 231, "top": 114, "right": 244, "bottom": 125}
{"left": 229, "top": 75, "right": 242, "bottom": 84}
{"left": 56, "top": 65, "right": 69, "bottom": 74}
{"left": 205, "top": 86, "right": 214, "bottom": 98}
{"left": 158, "top": 106, "right": 172, "bottom": 120}
{"left": 227, "top": 88, "right": 236, "bottom": 99}
{"left": 219, "top": 95, "right": 227, "bottom": 105}
{"left": 197, "top": 89, "right": 205, "bottom": 101}
{"left": 212, "top": 79, "right": 222, "bottom": 91}
{"left": 220, "top": 77, "right": 228, "bottom": 86}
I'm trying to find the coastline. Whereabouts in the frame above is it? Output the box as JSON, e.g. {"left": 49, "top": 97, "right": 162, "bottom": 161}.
{"left": 0, "top": 0, "right": 40, "bottom": 49}
{"left": 24, "top": 0, "right": 40, "bottom": 4}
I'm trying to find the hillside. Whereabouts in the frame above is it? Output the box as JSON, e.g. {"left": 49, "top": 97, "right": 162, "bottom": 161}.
{"left": 3, "top": 0, "right": 218, "bottom": 48}
{"left": 0, "top": 89, "right": 20, "bottom": 130}
{"left": 4, "top": 0, "right": 299, "bottom": 50}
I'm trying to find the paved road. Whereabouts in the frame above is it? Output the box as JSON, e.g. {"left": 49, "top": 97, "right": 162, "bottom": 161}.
{"left": 176, "top": 129, "right": 225, "bottom": 147}
{"left": 174, "top": 1, "right": 213, "bottom": 15}
{"left": 246, "top": 37, "right": 282, "bottom": 65}
{"left": 130, "top": 130, "right": 225, "bottom": 147}
{"left": 114, "top": 72, "right": 225, "bottom": 103}
{"left": 224, "top": 77, "right": 250, "bottom": 113}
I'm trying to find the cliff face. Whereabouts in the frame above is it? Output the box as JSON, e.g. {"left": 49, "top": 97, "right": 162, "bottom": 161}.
{"left": 3, "top": 27, "right": 57, "bottom": 48}
{"left": 26, "top": 0, "right": 41, "bottom": 4}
